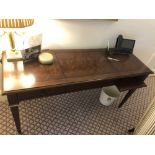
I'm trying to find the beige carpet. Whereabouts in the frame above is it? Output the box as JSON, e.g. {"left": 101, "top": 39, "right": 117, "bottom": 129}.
{"left": 0, "top": 76, "right": 155, "bottom": 135}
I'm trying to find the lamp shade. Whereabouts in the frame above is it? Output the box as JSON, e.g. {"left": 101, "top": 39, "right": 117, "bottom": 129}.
{"left": 0, "top": 19, "right": 34, "bottom": 28}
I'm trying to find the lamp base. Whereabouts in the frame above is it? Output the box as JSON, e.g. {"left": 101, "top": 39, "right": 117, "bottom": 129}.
{"left": 0, "top": 51, "right": 2, "bottom": 62}
{"left": 6, "top": 50, "right": 23, "bottom": 62}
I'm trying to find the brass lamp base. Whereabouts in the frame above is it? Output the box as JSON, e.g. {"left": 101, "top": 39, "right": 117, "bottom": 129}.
{"left": 6, "top": 50, "right": 23, "bottom": 62}
{"left": 0, "top": 51, "right": 2, "bottom": 62}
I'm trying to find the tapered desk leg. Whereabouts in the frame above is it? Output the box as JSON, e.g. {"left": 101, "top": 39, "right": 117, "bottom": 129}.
{"left": 128, "top": 128, "right": 135, "bottom": 133}
{"left": 118, "top": 89, "right": 136, "bottom": 108}
{"left": 7, "top": 94, "right": 22, "bottom": 134}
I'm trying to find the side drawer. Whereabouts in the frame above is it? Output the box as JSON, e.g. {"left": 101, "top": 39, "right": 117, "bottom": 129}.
{"left": 17, "top": 86, "right": 66, "bottom": 101}
{"left": 18, "top": 89, "right": 47, "bottom": 101}
{"left": 115, "top": 75, "right": 147, "bottom": 92}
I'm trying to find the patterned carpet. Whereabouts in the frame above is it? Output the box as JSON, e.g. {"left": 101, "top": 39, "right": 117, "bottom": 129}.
{"left": 0, "top": 76, "right": 155, "bottom": 135}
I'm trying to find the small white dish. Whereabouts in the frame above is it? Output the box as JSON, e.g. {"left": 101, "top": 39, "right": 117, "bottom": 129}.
{"left": 38, "top": 52, "right": 54, "bottom": 65}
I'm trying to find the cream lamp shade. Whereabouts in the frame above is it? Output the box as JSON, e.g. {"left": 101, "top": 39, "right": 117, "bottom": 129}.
{"left": 0, "top": 19, "right": 34, "bottom": 61}
{"left": 0, "top": 19, "right": 34, "bottom": 28}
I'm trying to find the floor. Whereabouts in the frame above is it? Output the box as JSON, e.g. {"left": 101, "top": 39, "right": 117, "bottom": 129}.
{"left": 0, "top": 76, "right": 155, "bottom": 135}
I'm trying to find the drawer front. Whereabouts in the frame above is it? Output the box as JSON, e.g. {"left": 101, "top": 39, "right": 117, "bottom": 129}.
{"left": 17, "top": 79, "right": 116, "bottom": 101}
{"left": 115, "top": 75, "right": 148, "bottom": 91}
{"left": 18, "top": 89, "right": 45, "bottom": 101}
{"left": 17, "top": 86, "right": 74, "bottom": 101}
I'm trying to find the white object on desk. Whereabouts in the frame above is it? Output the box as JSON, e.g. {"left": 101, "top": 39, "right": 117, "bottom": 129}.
{"left": 38, "top": 52, "right": 54, "bottom": 65}
{"left": 107, "top": 57, "right": 120, "bottom": 62}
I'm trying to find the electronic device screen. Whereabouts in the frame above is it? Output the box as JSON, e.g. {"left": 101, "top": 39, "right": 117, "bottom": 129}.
{"left": 114, "top": 35, "right": 135, "bottom": 54}
{"left": 119, "top": 39, "right": 135, "bottom": 54}
{"left": 121, "top": 39, "right": 135, "bottom": 49}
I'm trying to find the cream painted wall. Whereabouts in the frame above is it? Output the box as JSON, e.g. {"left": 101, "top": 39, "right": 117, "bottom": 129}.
{"left": 29, "top": 19, "right": 155, "bottom": 71}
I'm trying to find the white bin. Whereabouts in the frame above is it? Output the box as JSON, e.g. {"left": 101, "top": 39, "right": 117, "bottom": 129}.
{"left": 99, "top": 85, "right": 120, "bottom": 106}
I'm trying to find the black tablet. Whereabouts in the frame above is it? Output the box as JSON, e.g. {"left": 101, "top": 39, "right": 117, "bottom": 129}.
{"left": 119, "top": 39, "right": 135, "bottom": 54}
{"left": 115, "top": 35, "right": 135, "bottom": 54}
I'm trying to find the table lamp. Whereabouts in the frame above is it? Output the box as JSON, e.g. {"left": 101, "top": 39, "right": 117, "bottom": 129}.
{"left": 0, "top": 19, "right": 34, "bottom": 61}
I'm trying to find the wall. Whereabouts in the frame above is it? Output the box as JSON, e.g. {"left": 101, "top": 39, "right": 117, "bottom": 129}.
{"left": 29, "top": 19, "right": 155, "bottom": 71}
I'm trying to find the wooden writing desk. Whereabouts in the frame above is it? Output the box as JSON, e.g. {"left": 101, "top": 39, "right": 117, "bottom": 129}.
{"left": 1, "top": 49, "right": 153, "bottom": 134}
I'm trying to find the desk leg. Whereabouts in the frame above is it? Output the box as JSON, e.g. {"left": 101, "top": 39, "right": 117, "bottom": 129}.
{"left": 7, "top": 94, "right": 22, "bottom": 134}
{"left": 128, "top": 127, "right": 135, "bottom": 133}
{"left": 118, "top": 89, "right": 136, "bottom": 108}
